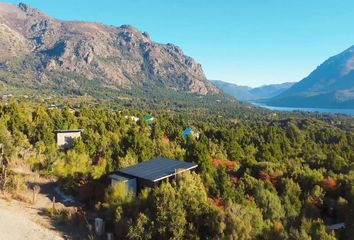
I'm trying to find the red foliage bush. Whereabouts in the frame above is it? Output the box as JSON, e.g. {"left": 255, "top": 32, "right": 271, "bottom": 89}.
{"left": 321, "top": 177, "right": 338, "bottom": 192}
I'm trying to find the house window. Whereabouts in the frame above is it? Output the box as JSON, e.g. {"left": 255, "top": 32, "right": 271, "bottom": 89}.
{"left": 65, "top": 136, "right": 73, "bottom": 146}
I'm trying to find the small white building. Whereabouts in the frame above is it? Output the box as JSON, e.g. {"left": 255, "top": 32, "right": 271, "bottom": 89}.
{"left": 125, "top": 116, "right": 139, "bottom": 123}
{"left": 54, "top": 129, "right": 83, "bottom": 149}
{"left": 0, "top": 93, "right": 13, "bottom": 100}
{"left": 3, "top": 93, "right": 13, "bottom": 98}
{"left": 327, "top": 223, "right": 346, "bottom": 230}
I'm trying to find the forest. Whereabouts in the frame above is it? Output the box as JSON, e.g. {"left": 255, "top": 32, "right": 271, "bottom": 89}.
{"left": 0, "top": 99, "right": 353, "bottom": 239}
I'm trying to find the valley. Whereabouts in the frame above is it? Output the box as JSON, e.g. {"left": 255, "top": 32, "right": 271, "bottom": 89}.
{"left": 0, "top": 2, "right": 353, "bottom": 240}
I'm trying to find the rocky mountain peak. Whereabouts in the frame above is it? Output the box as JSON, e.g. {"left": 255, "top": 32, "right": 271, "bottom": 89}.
{"left": 0, "top": 2, "right": 219, "bottom": 95}
{"left": 18, "top": 2, "right": 31, "bottom": 12}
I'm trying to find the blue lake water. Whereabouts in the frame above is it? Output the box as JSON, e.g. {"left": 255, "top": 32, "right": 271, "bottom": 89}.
{"left": 251, "top": 102, "right": 354, "bottom": 115}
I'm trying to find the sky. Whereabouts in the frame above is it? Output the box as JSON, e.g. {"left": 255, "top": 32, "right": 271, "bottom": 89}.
{"left": 4, "top": 0, "right": 354, "bottom": 87}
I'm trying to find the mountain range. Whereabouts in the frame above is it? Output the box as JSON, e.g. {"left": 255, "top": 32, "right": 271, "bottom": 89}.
{"left": 266, "top": 46, "right": 354, "bottom": 108}
{"left": 0, "top": 2, "right": 353, "bottom": 110}
{"left": 0, "top": 2, "right": 218, "bottom": 96}
{"left": 214, "top": 45, "right": 354, "bottom": 109}
{"left": 211, "top": 80, "right": 295, "bottom": 101}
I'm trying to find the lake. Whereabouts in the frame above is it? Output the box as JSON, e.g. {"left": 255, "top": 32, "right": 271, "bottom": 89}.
{"left": 251, "top": 102, "right": 354, "bottom": 115}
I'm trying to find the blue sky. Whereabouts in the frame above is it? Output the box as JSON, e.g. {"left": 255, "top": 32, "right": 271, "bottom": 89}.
{"left": 4, "top": 0, "right": 354, "bottom": 87}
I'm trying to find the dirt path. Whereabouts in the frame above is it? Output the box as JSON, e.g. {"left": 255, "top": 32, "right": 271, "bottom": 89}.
{"left": 0, "top": 198, "right": 64, "bottom": 240}
{"left": 0, "top": 167, "right": 87, "bottom": 240}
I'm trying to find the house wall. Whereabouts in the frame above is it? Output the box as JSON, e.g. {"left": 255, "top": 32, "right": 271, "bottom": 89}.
{"left": 127, "top": 178, "right": 137, "bottom": 195}
{"left": 111, "top": 178, "right": 137, "bottom": 196}
{"left": 56, "top": 132, "right": 81, "bottom": 149}
{"left": 112, "top": 167, "right": 197, "bottom": 194}
{"left": 137, "top": 178, "right": 155, "bottom": 192}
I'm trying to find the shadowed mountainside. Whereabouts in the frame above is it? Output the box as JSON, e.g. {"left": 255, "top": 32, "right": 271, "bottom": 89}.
{"left": 267, "top": 46, "right": 354, "bottom": 108}
{"left": 0, "top": 2, "right": 218, "bottom": 95}
{"left": 211, "top": 80, "right": 295, "bottom": 101}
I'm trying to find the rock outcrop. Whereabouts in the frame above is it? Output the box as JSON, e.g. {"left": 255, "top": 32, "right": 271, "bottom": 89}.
{"left": 0, "top": 2, "right": 218, "bottom": 94}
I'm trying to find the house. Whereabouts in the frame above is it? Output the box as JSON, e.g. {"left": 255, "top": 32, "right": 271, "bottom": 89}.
{"left": 182, "top": 128, "right": 200, "bottom": 139}
{"left": 3, "top": 93, "right": 13, "bottom": 98}
{"left": 0, "top": 93, "right": 13, "bottom": 100}
{"left": 110, "top": 109, "right": 122, "bottom": 113}
{"left": 125, "top": 115, "right": 139, "bottom": 123}
{"left": 68, "top": 107, "right": 76, "bottom": 114}
{"left": 143, "top": 116, "right": 154, "bottom": 122}
{"left": 144, "top": 116, "right": 155, "bottom": 128}
{"left": 108, "top": 157, "right": 198, "bottom": 195}
{"left": 326, "top": 223, "right": 346, "bottom": 230}
{"left": 48, "top": 104, "right": 59, "bottom": 110}
{"left": 54, "top": 129, "right": 83, "bottom": 149}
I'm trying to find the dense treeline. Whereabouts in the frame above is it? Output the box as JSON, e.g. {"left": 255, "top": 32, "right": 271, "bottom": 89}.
{"left": 0, "top": 100, "right": 353, "bottom": 239}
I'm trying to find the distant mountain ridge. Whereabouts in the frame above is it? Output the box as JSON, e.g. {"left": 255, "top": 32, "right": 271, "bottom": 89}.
{"left": 211, "top": 80, "right": 295, "bottom": 101}
{"left": 267, "top": 46, "right": 354, "bottom": 108}
{"left": 0, "top": 2, "right": 219, "bottom": 95}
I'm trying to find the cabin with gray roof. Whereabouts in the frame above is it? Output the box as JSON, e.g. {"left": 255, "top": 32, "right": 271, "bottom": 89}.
{"left": 109, "top": 157, "right": 198, "bottom": 195}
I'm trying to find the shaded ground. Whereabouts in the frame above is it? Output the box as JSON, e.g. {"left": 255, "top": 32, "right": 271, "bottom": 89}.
{"left": 0, "top": 167, "right": 90, "bottom": 240}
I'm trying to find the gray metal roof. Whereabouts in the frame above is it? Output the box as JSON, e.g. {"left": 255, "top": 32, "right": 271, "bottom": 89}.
{"left": 116, "top": 157, "right": 198, "bottom": 182}
{"left": 54, "top": 129, "right": 83, "bottom": 133}
{"left": 109, "top": 174, "right": 132, "bottom": 182}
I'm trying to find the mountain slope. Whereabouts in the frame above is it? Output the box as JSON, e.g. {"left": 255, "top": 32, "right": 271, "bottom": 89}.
{"left": 250, "top": 82, "right": 295, "bottom": 100}
{"left": 267, "top": 46, "right": 354, "bottom": 108}
{"left": 211, "top": 80, "right": 294, "bottom": 101}
{"left": 210, "top": 80, "right": 253, "bottom": 100}
{"left": 0, "top": 2, "right": 218, "bottom": 95}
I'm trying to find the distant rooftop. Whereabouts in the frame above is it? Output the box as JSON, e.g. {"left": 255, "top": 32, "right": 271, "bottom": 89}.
{"left": 182, "top": 128, "right": 192, "bottom": 138}
{"left": 54, "top": 129, "right": 83, "bottom": 133}
{"left": 182, "top": 128, "right": 200, "bottom": 139}
{"left": 143, "top": 116, "right": 154, "bottom": 121}
{"left": 116, "top": 157, "right": 197, "bottom": 182}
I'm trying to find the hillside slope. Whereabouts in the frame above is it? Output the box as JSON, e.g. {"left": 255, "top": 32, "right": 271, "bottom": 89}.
{"left": 250, "top": 82, "right": 295, "bottom": 100}
{"left": 210, "top": 80, "right": 253, "bottom": 100}
{"left": 0, "top": 2, "right": 218, "bottom": 95}
{"left": 267, "top": 46, "right": 354, "bottom": 108}
{"left": 211, "top": 80, "right": 294, "bottom": 101}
